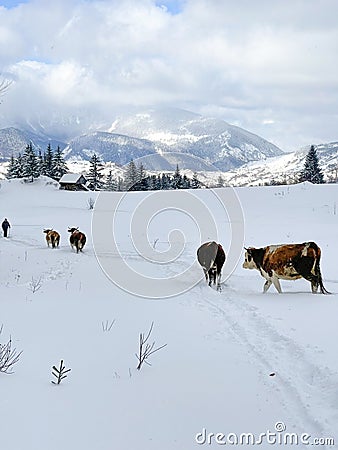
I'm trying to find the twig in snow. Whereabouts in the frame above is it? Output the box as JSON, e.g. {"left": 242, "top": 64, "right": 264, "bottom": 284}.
{"left": 51, "top": 360, "right": 71, "bottom": 385}
{"left": 0, "top": 328, "right": 22, "bottom": 374}
{"left": 135, "top": 322, "right": 167, "bottom": 370}
{"left": 101, "top": 319, "right": 116, "bottom": 332}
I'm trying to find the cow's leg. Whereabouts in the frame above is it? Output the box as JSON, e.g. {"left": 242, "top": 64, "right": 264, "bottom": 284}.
{"left": 208, "top": 269, "right": 212, "bottom": 286}
{"left": 203, "top": 269, "right": 208, "bottom": 284}
{"left": 212, "top": 267, "right": 217, "bottom": 285}
{"left": 217, "top": 271, "right": 222, "bottom": 290}
{"left": 263, "top": 279, "right": 272, "bottom": 293}
{"left": 216, "top": 272, "right": 222, "bottom": 291}
{"left": 311, "top": 280, "right": 319, "bottom": 293}
{"left": 293, "top": 257, "right": 320, "bottom": 294}
{"left": 272, "top": 276, "right": 282, "bottom": 293}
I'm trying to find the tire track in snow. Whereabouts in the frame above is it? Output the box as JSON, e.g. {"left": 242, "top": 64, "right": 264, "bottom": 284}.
{"left": 193, "top": 284, "right": 337, "bottom": 444}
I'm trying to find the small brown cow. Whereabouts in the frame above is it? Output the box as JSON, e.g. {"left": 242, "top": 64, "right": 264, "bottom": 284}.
{"left": 43, "top": 229, "right": 60, "bottom": 249}
{"left": 68, "top": 227, "right": 86, "bottom": 253}
{"left": 197, "top": 241, "right": 226, "bottom": 291}
{"left": 243, "top": 242, "right": 329, "bottom": 294}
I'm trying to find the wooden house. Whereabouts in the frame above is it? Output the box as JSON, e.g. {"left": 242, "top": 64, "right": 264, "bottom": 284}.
{"left": 59, "top": 173, "right": 88, "bottom": 191}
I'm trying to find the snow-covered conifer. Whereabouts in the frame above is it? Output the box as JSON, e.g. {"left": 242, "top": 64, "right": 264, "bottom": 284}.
{"left": 52, "top": 146, "right": 68, "bottom": 180}
{"left": 300, "top": 145, "right": 324, "bottom": 184}
{"left": 22, "top": 143, "right": 40, "bottom": 182}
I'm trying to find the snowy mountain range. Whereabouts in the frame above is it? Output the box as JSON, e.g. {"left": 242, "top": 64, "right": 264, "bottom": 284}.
{"left": 0, "top": 108, "right": 282, "bottom": 171}
{"left": 1, "top": 107, "right": 337, "bottom": 184}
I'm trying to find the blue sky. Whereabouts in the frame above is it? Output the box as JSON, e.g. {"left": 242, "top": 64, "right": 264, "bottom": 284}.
{"left": 0, "top": 0, "right": 28, "bottom": 7}
{"left": 155, "top": 0, "right": 185, "bottom": 14}
{"left": 1, "top": 0, "right": 185, "bottom": 12}
{"left": 0, "top": 0, "right": 338, "bottom": 151}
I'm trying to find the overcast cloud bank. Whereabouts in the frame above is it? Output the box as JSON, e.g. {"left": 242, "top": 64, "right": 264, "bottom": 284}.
{"left": 0, "top": 0, "right": 338, "bottom": 151}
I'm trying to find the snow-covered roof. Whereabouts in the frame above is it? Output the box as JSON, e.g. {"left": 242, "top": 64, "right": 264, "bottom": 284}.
{"left": 59, "top": 173, "right": 86, "bottom": 184}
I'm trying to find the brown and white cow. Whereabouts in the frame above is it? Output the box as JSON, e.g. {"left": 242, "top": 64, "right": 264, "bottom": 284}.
{"left": 43, "top": 229, "right": 60, "bottom": 249}
{"left": 68, "top": 227, "right": 86, "bottom": 253}
{"left": 243, "top": 242, "right": 329, "bottom": 294}
{"left": 197, "top": 241, "right": 226, "bottom": 290}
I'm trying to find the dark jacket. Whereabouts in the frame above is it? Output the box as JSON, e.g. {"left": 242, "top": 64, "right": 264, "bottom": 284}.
{"left": 2, "top": 219, "right": 10, "bottom": 230}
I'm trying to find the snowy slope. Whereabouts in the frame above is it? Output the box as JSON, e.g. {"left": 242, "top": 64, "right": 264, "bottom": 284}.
{"left": 0, "top": 179, "right": 337, "bottom": 449}
{"left": 219, "top": 142, "right": 338, "bottom": 186}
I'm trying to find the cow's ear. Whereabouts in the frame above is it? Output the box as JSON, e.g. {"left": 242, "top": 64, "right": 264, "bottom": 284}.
{"left": 244, "top": 247, "right": 248, "bottom": 251}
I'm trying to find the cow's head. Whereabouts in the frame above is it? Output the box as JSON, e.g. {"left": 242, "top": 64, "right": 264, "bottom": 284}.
{"left": 243, "top": 247, "right": 258, "bottom": 270}
{"left": 43, "top": 229, "right": 52, "bottom": 234}
{"left": 68, "top": 227, "right": 79, "bottom": 233}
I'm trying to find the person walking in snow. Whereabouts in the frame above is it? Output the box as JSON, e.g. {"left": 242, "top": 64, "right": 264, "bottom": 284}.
{"left": 2, "top": 218, "right": 11, "bottom": 238}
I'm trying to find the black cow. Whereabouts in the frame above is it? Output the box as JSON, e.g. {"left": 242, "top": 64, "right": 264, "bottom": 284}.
{"left": 68, "top": 227, "right": 86, "bottom": 253}
{"left": 197, "top": 241, "right": 226, "bottom": 290}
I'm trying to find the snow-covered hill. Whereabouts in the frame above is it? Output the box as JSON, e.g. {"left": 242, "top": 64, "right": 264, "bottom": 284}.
{"left": 0, "top": 178, "right": 337, "bottom": 449}
{"left": 216, "top": 141, "right": 338, "bottom": 186}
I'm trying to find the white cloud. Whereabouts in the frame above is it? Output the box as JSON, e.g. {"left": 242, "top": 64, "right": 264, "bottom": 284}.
{"left": 0, "top": 0, "right": 337, "bottom": 151}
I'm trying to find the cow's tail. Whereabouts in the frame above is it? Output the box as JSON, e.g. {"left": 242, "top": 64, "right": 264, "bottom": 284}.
{"left": 51, "top": 234, "right": 56, "bottom": 248}
{"left": 310, "top": 242, "right": 330, "bottom": 294}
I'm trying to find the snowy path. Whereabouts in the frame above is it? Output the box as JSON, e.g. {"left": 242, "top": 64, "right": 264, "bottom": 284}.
{"left": 192, "top": 283, "right": 338, "bottom": 440}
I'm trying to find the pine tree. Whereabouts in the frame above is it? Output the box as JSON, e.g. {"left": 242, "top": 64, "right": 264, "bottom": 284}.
{"left": 181, "top": 174, "right": 191, "bottom": 189}
{"left": 138, "top": 163, "right": 149, "bottom": 191}
{"left": 125, "top": 159, "right": 138, "bottom": 191}
{"left": 148, "top": 175, "right": 157, "bottom": 191}
{"left": 216, "top": 175, "right": 224, "bottom": 188}
{"left": 300, "top": 145, "right": 324, "bottom": 184}
{"left": 104, "top": 170, "right": 117, "bottom": 191}
{"left": 44, "top": 143, "right": 54, "bottom": 177}
{"left": 172, "top": 164, "right": 183, "bottom": 189}
{"left": 13, "top": 153, "right": 24, "bottom": 178}
{"left": 87, "top": 153, "right": 104, "bottom": 190}
{"left": 38, "top": 150, "right": 45, "bottom": 176}
{"left": 6, "top": 155, "right": 16, "bottom": 179}
{"left": 52, "top": 146, "right": 68, "bottom": 180}
{"left": 22, "top": 143, "right": 40, "bottom": 182}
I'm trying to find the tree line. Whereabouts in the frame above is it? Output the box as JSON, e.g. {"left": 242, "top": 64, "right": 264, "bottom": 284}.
{"left": 87, "top": 154, "right": 202, "bottom": 191}
{"left": 6, "top": 143, "right": 325, "bottom": 189}
{"left": 6, "top": 146, "right": 203, "bottom": 191}
{"left": 6, "top": 143, "right": 68, "bottom": 182}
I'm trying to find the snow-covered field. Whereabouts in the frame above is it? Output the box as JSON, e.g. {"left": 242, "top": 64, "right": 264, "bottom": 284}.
{"left": 0, "top": 178, "right": 337, "bottom": 449}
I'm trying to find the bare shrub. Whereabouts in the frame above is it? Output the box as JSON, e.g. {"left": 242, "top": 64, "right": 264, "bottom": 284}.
{"left": 0, "top": 326, "right": 23, "bottom": 374}
{"left": 28, "top": 276, "right": 43, "bottom": 293}
{"left": 135, "top": 322, "right": 167, "bottom": 370}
